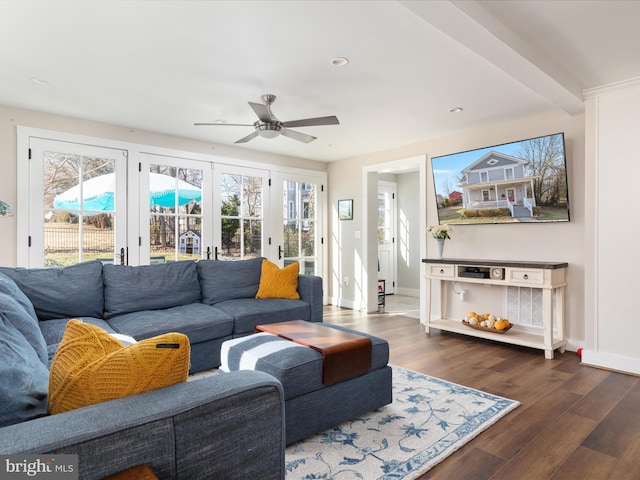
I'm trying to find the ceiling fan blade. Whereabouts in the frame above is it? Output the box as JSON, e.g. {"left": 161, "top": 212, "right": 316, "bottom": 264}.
{"left": 235, "top": 131, "right": 260, "bottom": 144}
{"left": 248, "top": 102, "right": 274, "bottom": 123}
{"left": 194, "top": 122, "right": 253, "bottom": 127}
{"left": 281, "top": 128, "right": 316, "bottom": 143}
{"left": 282, "top": 115, "right": 339, "bottom": 128}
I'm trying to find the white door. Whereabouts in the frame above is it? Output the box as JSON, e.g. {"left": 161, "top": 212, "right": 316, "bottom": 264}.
{"left": 28, "top": 138, "right": 128, "bottom": 267}
{"left": 213, "top": 164, "right": 270, "bottom": 261}
{"left": 378, "top": 181, "right": 397, "bottom": 294}
{"left": 274, "top": 172, "right": 325, "bottom": 275}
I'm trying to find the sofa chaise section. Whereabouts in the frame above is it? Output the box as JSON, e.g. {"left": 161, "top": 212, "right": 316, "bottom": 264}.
{"left": 0, "top": 371, "right": 285, "bottom": 479}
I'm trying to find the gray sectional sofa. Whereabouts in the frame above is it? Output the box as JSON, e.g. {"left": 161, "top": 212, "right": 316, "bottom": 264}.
{"left": 0, "top": 257, "right": 323, "bottom": 478}
{"left": 1, "top": 257, "right": 323, "bottom": 373}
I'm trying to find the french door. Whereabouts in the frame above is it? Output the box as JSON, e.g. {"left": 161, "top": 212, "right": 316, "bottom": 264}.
{"left": 22, "top": 130, "right": 326, "bottom": 282}
{"left": 274, "top": 172, "right": 324, "bottom": 275}
{"left": 28, "top": 138, "right": 128, "bottom": 267}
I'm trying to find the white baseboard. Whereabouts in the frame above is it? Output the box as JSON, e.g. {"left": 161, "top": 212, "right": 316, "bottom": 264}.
{"left": 394, "top": 287, "right": 419, "bottom": 297}
{"left": 564, "top": 338, "right": 583, "bottom": 354}
{"left": 328, "top": 296, "right": 358, "bottom": 310}
{"left": 581, "top": 349, "right": 640, "bottom": 376}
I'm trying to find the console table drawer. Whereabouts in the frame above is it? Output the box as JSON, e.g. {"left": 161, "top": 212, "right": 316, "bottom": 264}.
{"left": 427, "top": 264, "right": 455, "bottom": 278}
{"left": 508, "top": 268, "right": 544, "bottom": 285}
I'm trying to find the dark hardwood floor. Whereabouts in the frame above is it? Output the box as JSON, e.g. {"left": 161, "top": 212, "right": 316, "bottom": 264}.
{"left": 324, "top": 302, "right": 640, "bottom": 480}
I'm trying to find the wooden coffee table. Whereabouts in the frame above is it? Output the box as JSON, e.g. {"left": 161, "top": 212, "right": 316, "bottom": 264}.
{"left": 255, "top": 320, "right": 372, "bottom": 384}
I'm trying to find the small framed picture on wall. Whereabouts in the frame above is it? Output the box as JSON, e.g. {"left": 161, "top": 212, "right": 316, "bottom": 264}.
{"left": 338, "top": 199, "right": 353, "bottom": 220}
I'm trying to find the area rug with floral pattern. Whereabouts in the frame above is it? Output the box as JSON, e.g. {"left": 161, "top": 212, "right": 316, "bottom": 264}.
{"left": 285, "top": 365, "right": 519, "bottom": 480}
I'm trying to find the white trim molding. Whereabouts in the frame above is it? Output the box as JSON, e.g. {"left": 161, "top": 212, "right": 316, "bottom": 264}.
{"left": 582, "top": 350, "right": 640, "bottom": 377}
{"left": 583, "top": 75, "right": 640, "bottom": 98}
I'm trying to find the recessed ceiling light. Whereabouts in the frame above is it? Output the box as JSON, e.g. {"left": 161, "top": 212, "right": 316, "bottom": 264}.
{"left": 31, "top": 77, "right": 49, "bottom": 85}
{"left": 215, "top": 119, "right": 226, "bottom": 124}
{"left": 448, "top": 107, "right": 463, "bottom": 113}
{"left": 331, "top": 57, "right": 349, "bottom": 67}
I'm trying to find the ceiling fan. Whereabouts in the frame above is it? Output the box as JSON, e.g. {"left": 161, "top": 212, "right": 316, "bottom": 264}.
{"left": 195, "top": 94, "right": 339, "bottom": 144}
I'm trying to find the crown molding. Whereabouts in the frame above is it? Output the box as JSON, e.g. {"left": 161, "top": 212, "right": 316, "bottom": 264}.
{"left": 583, "top": 76, "right": 640, "bottom": 98}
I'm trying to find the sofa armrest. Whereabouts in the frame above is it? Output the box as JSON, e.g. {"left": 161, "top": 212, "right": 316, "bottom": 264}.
{"left": 0, "top": 370, "right": 285, "bottom": 480}
{"left": 298, "top": 274, "right": 323, "bottom": 322}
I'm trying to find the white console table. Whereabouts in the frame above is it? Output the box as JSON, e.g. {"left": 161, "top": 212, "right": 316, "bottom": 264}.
{"left": 423, "top": 258, "right": 568, "bottom": 359}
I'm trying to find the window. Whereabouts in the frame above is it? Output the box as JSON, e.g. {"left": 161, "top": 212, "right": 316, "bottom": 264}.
{"left": 148, "top": 163, "right": 203, "bottom": 263}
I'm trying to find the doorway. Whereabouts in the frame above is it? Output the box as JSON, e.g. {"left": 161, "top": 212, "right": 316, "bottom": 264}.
{"left": 362, "top": 156, "right": 427, "bottom": 314}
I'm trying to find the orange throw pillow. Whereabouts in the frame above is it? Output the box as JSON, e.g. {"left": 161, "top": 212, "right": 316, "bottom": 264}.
{"left": 255, "top": 259, "right": 300, "bottom": 299}
{"left": 49, "top": 319, "right": 190, "bottom": 414}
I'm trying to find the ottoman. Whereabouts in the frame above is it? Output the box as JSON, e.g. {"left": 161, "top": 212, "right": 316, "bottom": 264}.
{"left": 220, "top": 322, "right": 392, "bottom": 445}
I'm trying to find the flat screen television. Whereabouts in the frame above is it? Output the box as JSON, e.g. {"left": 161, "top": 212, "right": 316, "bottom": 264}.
{"left": 430, "top": 132, "right": 570, "bottom": 225}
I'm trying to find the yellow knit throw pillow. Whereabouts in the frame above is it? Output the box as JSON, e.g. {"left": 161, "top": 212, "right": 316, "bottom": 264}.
{"left": 49, "top": 319, "right": 190, "bottom": 414}
{"left": 255, "top": 259, "right": 300, "bottom": 299}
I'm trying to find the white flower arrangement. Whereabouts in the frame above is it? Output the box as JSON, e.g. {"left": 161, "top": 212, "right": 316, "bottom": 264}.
{"left": 427, "top": 224, "right": 452, "bottom": 240}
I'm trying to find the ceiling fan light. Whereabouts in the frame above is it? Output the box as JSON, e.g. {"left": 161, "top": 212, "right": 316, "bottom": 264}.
{"left": 256, "top": 123, "right": 282, "bottom": 139}
{"left": 258, "top": 130, "right": 280, "bottom": 139}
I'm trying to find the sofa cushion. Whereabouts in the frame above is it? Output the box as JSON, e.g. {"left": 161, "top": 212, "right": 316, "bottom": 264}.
{"left": 255, "top": 259, "right": 300, "bottom": 300}
{"left": 103, "top": 261, "right": 201, "bottom": 319}
{"left": 49, "top": 320, "right": 190, "bottom": 414}
{"left": 197, "top": 257, "right": 263, "bottom": 305}
{"left": 0, "top": 291, "right": 48, "bottom": 365}
{"left": 0, "top": 311, "right": 49, "bottom": 427}
{"left": 106, "top": 303, "right": 234, "bottom": 344}
{"left": 0, "top": 261, "right": 104, "bottom": 320}
{"left": 214, "top": 298, "right": 311, "bottom": 335}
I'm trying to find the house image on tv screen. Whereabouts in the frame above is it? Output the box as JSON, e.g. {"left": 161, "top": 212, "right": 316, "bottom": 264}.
{"left": 461, "top": 151, "right": 535, "bottom": 219}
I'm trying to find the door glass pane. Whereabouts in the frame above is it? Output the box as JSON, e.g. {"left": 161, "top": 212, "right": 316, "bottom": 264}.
{"left": 378, "top": 192, "right": 391, "bottom": 246}
{"left": 219, "top": 173, "right": 263, "bottom": 260}
{"left": 282, "top": 180, "right": 317, "bottom": 275}
{"left": 149, "top": 164, "right": 203, "bottom": 262}
{"left": 45, "top": 151, "right": 116, "bottom": 266}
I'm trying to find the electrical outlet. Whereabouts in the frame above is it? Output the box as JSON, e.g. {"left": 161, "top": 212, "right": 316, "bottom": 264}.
{"left": 460, "top": 290, "right": 467, "bottom": 301}
{"left": 344, "top": 276, "right": 349, "bottom": 286}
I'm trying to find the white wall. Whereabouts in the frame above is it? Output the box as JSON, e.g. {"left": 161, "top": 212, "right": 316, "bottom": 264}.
{"left": 0, "top": 105, "right": 326, "bottom": 267}
{"left": 583, "top": 79, "right": 640, "bottom": 375}
{"left": 328, "top": 111, "right": 586, "bottom": 349}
